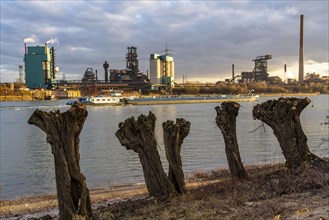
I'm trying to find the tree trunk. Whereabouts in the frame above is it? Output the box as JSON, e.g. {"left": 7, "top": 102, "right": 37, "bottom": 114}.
{"left": 162, "top": 118, "right": 191, "bottom": 193}
{"left": 252, "top": 97, "right": 328, "bottom": 170}
{"left": 28, "top": 103, "right": 93, "bottom": 220}
{"left": 215, "top": 102, "right": 248, "bottom": 179}
{"left": 115, "top": 111, "right": 176, "bottom": 198}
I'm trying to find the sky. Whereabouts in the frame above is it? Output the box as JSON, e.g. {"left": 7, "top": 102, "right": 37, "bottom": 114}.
{"left": 0, "top": 0, "right": 328, "bottom": 83}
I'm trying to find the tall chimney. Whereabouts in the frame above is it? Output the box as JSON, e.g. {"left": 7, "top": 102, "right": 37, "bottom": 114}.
{"left": 232, "top": 64, "right": 235, "bottom": 82}
{"left": 298, "top": 14, "right": 304, "bottom": 83}
{"left": 24, "top": 43, "right": 27, "bottom": 54}
{"left": 45, "top": 43, "right": 48, "bottom": 54}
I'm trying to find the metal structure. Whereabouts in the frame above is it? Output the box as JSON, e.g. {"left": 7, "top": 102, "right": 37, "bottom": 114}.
{"left": 252, "top": 54, "right": 272, "bottom": 81}
{"left": 109, "top": 46, "right": 150, "bottom": 91}
{"left": 103, "top": 61, "right": 109, "bottom": 82}
{"left": 239, "top": 54, "right": 272, "bottom": 83}
{"left": 126, "top": 46, "right": 139, "bottom": 76}
{"left": 81, "top": 68, "right": 97, "bottom": 82}
{"left": 50, "top": 47, "right": 56, "bottom": 80}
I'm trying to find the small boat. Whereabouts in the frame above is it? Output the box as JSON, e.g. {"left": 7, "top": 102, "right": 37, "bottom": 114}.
{"left": 87, "top": 96, "right": 123, "bottom": 105}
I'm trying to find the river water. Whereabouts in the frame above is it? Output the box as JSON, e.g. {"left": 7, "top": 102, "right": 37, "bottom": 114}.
{"left": 0, "top": 95, "right": 328, "bottom": 200}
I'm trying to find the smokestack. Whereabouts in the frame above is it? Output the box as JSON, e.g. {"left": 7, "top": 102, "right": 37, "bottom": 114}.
{"left": 45, "top": 43, "right": 48, "bottom": 54}
{"left": 232, "top": 64, "right": 235, "bottom": 82}
{"left": 284, "top": 64, "right": 287, "bottom": 73}
{"left": 24, "top": 43, "right": 27, "bottom": 54}
{"left": 298, "top": 14, "right": 304, "bottom": 83}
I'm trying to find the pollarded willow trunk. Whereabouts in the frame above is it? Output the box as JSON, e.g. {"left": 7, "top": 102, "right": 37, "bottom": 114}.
{"left": 115, "top": 111, "right": 176, "bottom": 198}
{"left": 28, "top": 103, "right": 93, "bottom": 220}
{"left": 253, "top": 97, "right": 328, "bottom": 170}
{"left": 162, "top": 118, "right": 191, "bottom": 193}
{"left": 215, "top": 102, "right": 248, "bottom": 179}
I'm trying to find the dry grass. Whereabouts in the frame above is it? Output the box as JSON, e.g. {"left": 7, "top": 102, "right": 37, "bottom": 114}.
{"left": 94, "top": 163, "right": 329, "bottom": 220}
{"left": 1, "top": 163, "right": 329, "bottom": 219}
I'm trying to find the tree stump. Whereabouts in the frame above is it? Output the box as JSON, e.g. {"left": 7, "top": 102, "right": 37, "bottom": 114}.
{"left": 115, "top": 111, "right": 176, "bottom": 198}
{"left": 28, "top": 103, "right": 93, "bottom": 220}
{"left": 215, "top": 102, "right": 248, "bottom": 179}
{"left": 253, "top": 97, "right": 329, "bottom": 170}
{"left": 162, "top": 118, "right": 191, "bottom": 193}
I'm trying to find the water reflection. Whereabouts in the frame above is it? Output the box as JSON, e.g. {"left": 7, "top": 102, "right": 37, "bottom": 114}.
{"left": 0, "top": 95, "right": 328, "bottom": 199}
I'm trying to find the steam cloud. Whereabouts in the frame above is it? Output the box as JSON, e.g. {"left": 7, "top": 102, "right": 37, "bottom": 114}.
{"left": 46, "top": 38, "right": 59, "bottom": 45}
{"left": 23, "top": 34, "right": 38, "bottom": 43}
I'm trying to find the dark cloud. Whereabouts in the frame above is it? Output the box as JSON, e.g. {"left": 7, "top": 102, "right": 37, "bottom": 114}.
{"left": 0, "top": 0, "right": 328, "bottom": 83}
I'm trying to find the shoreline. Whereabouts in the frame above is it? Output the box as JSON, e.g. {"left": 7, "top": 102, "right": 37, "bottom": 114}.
{"left": 0, "top": 183, "right": 148, "bottom": 218}
{"left": 255, "top": 92, "right": 321, "bottom": 97}
{"left": 0, "top": 92, "right": 322, "bottom": 102}
{"left": 0, "top": 175, "right": 225, "bottom": 218}
{"left": 1, "top": 162, "right": 329, "bottom": 219}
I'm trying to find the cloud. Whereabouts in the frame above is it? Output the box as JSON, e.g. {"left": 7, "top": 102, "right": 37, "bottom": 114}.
{"left": 23, "top": 34, "right": 38, "bottom": 43}
{"left": 70, "top": 47, "right": 90, "bottom": 52}
{"left": 0, "top": 0, "right": 328, "bottom": 83}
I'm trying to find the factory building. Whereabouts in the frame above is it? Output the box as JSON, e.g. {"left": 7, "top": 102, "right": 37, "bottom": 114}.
{"left": 108, "top": 46, "right": 150, "bottom": 91}
{"left": 240, "top": 55, "right": 272, "bottom": 83}
{"left": 149, "top": 53, "right": 175, "bottom": 87}
{"left": 24, "top": 43, "right": 57, "bottom": 89}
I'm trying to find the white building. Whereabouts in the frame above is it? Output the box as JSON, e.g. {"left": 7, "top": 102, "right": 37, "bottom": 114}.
{"left": 149, "top": 53, "right": 175, "bottom": 86}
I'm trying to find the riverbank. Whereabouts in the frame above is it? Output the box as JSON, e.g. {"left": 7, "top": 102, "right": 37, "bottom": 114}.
{"left": 1, "top": 163, "right": 328, "bottom": 219}
{"left": 0, "top": 90, "right": 80, "bottom": 102}
{"left": 0, "top": 92, "right": 321, "bottom": 102}
{"left": 255, "top": 92, "right": 321, "bottom": 97}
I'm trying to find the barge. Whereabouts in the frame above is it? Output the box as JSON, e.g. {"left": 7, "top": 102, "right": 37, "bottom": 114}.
{"left": 125, "top": 95, "right": 258, "bottom": 105}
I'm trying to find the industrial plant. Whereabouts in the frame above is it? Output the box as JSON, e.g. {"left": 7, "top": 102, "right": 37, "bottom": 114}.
{"left": 150, "top": 45, "right": 175, "bottom": 87}
{"left": 12, "top": 14, "right": 326, "bottom": 99}
{"left": 24, "top": 43, "right": 58, "bottom": 89}
{"left": 239, "top": 54, "right": 272, "bottom": 83}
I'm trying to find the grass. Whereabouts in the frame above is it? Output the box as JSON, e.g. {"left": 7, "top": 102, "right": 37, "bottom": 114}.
{"left": 93, "top": 162, "right": 329, "bottom": 220}
{"left": 1, "top": 162, "right": 328, "bottom": 219}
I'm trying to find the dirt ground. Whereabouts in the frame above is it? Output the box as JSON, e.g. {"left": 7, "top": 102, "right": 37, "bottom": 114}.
{"left": 1, "top": 163, "right": 328, "bottom": 220}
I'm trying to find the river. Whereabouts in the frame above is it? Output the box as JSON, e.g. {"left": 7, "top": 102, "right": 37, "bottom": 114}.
{"left": 0, "top": 95, "right": 328, "bottom": 200}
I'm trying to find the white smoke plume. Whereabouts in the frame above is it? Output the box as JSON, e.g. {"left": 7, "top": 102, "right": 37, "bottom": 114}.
{"left": 24, "top": 34, "right": 38, "bottom": 43}
{"left": 46, "top": 38, "right": 59, "bottom": 45}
